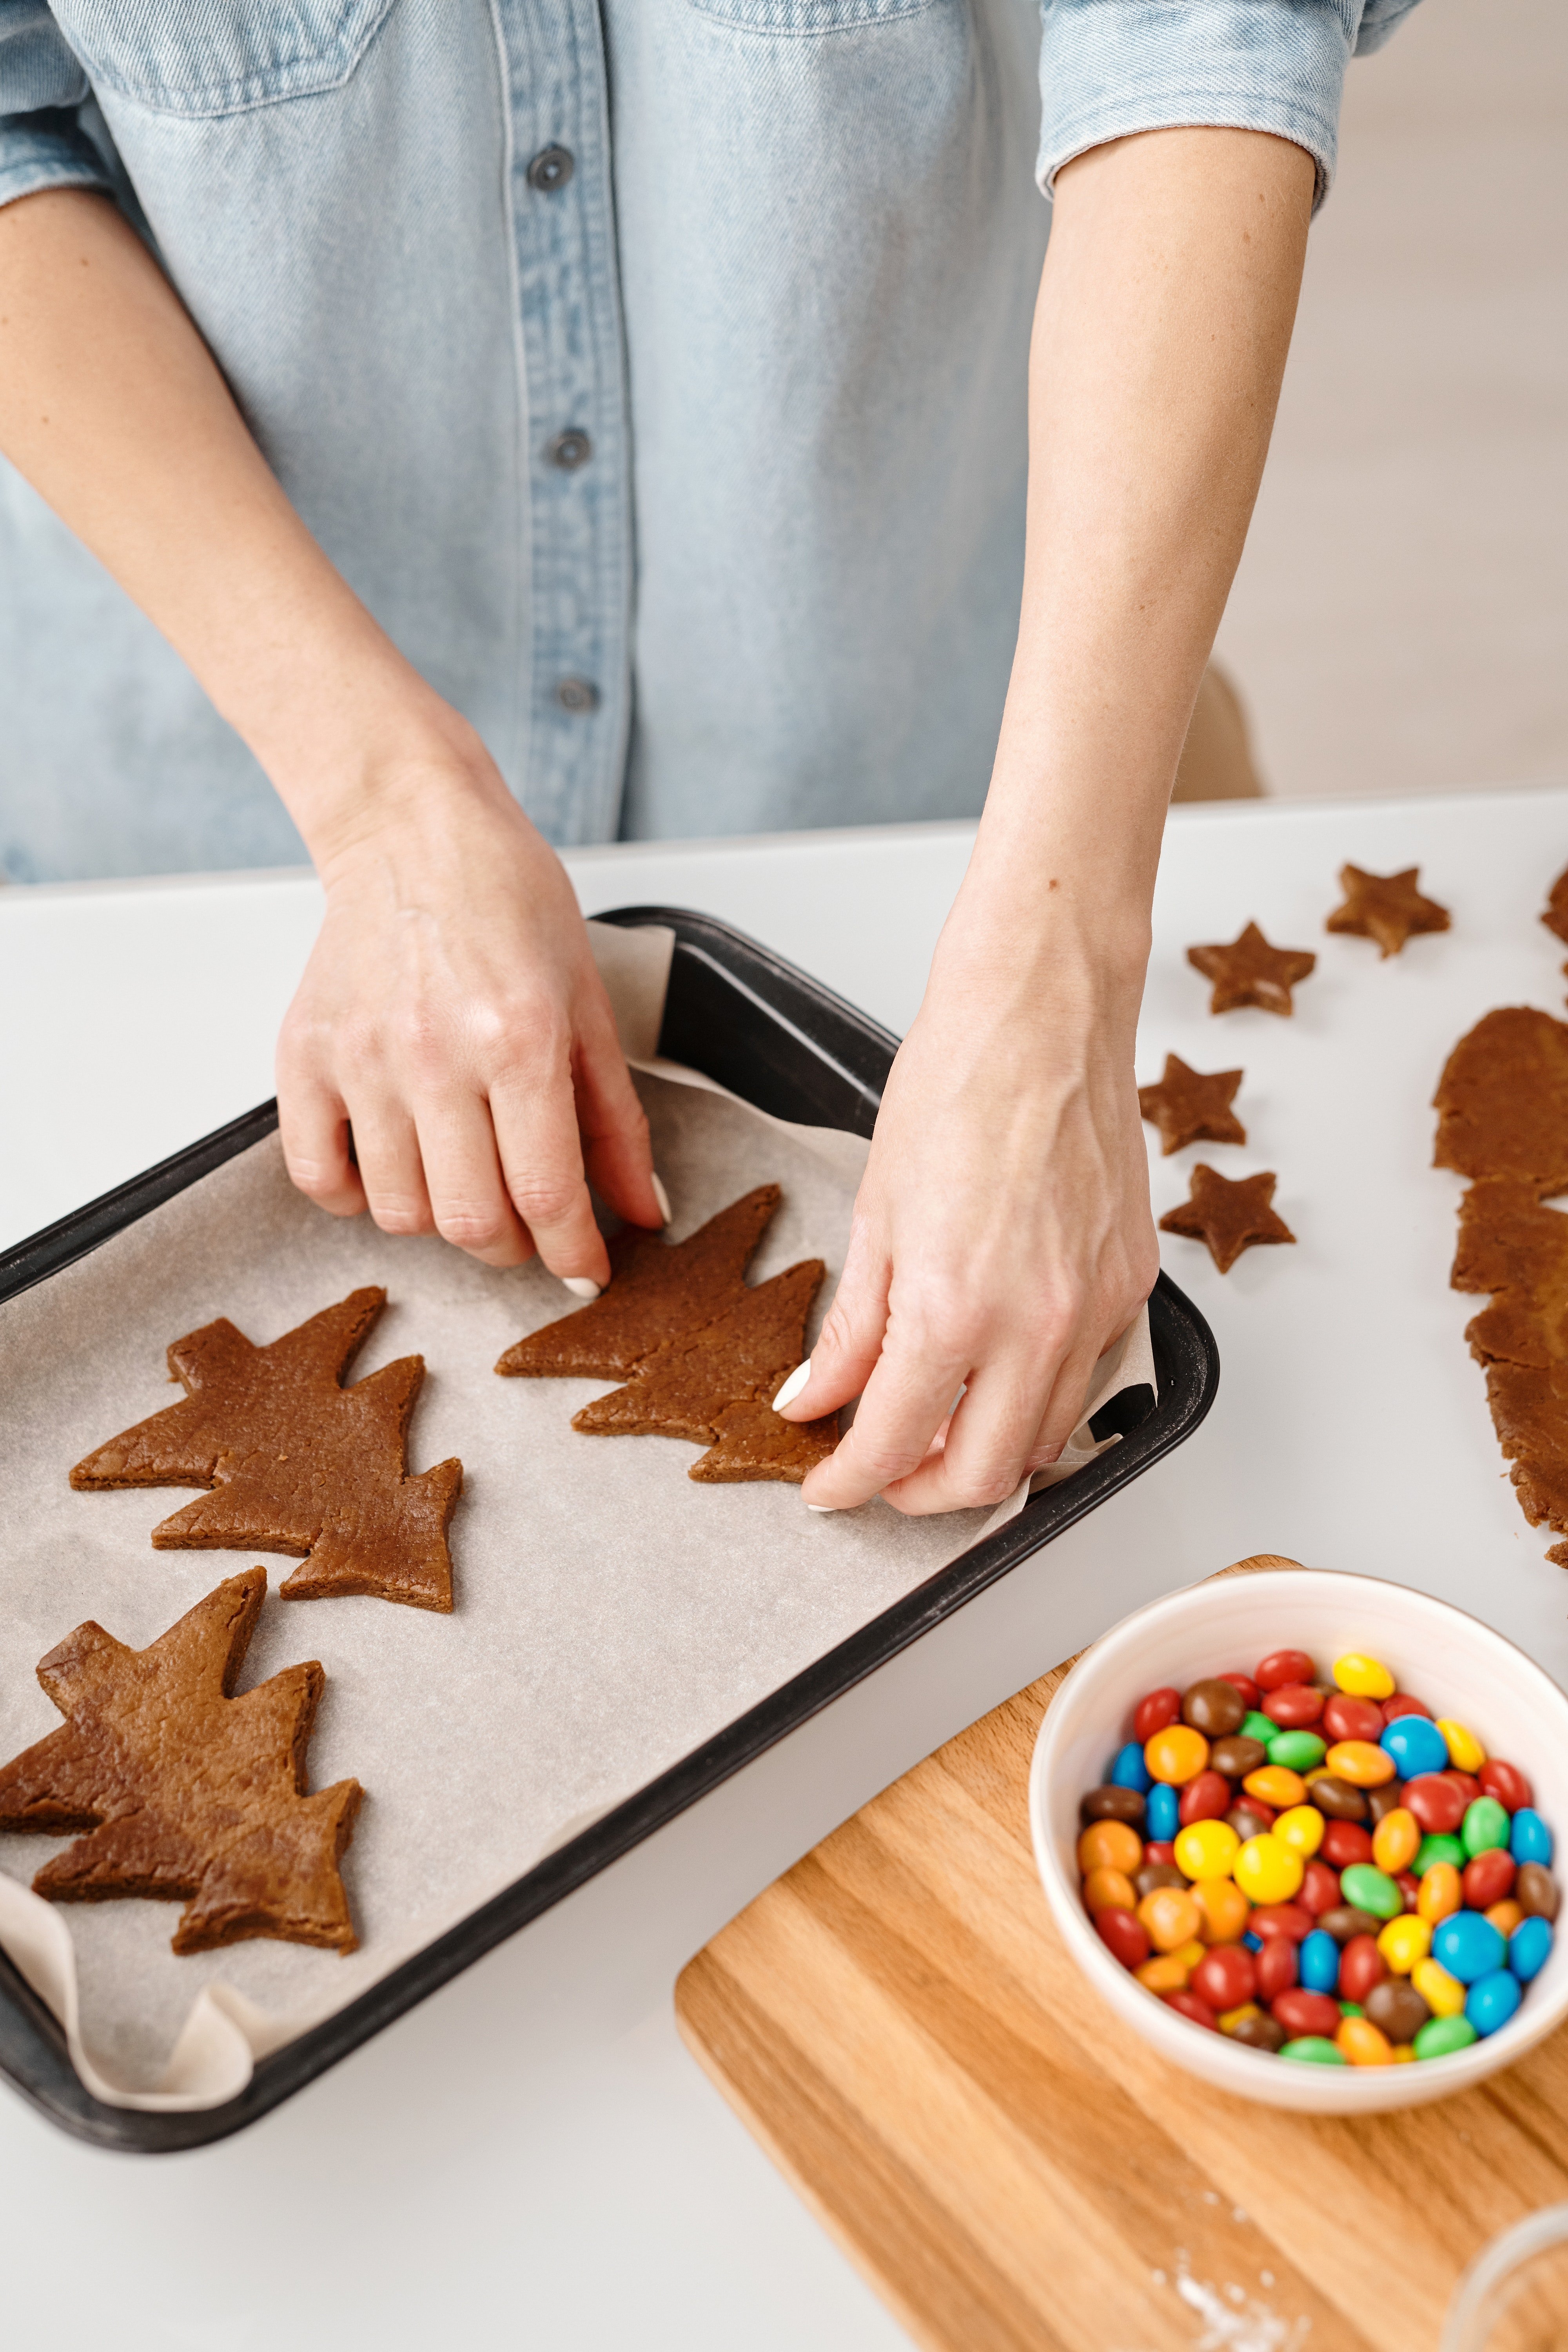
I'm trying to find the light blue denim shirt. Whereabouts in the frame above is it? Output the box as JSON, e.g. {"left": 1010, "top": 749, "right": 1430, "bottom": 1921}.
{"left": 0, "top": 0, "right": 1420, "bottom": 882}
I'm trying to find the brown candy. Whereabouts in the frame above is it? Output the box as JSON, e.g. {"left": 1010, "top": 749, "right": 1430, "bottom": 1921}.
{"left": 1181, "top": 1678, "right": 1246, "bottom": 1737}
{"left": 1134, "top": 1862, "right": 1187, "bottom": 1900}
{"left": 1517, "top": 1861, "right": 1560, "bottom": 1920}
{"left": 1365, "top": 1978, "right": 1432, "bottom": 2046}
{"left": 1320, "top": 1906, "right": 1383, "bottom": 1945}
{"left": 1228, "top": 2011, "right": 1286, "bottom": 2054}
{"left": 1366, "top": 1781, "right": 1407, "bottom": 1826}
{"left": 1209, "top": 1735, "right": 1268, "bottom": 1780}
{"left": 1227, "top": 1804, "right": 1274, "bottom": 1844}
{"left": 1310, "top": 1776, "right": 1369, "bottom": 1823}
{"left": 1080, "top": 1785, "right": 1145, "bottom": 1828}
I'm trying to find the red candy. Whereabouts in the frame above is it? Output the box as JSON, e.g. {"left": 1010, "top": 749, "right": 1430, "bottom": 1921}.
{"left": 1219, "top": 1672, "right": 1261, "bottom": 1711}
{"left": 1323, "top": 1693, "right": 1383, "bottom": 1744}
{"left": 1178, "top": 1770, "right": 1234, "bottom": 1827}
{"left": 1338, "top": 1934, "right": 1387, "bottom": 2005}
{"left": 1271, "top": 1988, "right": 1341, "bottom": 2040}
{"left": 1133, "top": 1687, "right": 1182, "bottom": 1742}
{"left": 1162, "top": 1990, "right": 1219, "bottom": 2031}
{"left": 1321, "top": 1820, "right": 1374, "bottom": 1869}
{"left": 1256, "top": 1938, "right": 1298, "bottom": 2000}
{"left": 1444, "top": 1769, "right": 1482, "bottom": 1807}
{"left": 1095, "top": 1908, "right": 1150, "bottom": 1969}
{"left": 1480, "top": 1759, "right": 1534, "bottom": 1814}
{"left": 1397, "top": 1872, "right": 1421, "bottom": 1912}
{"left": 1382, "top": 1693, "right": 1432, "bottom": 1723}
{"left": 1301, "top": 1860, "right": 1342, "bottom": 1916}
{"left": 1463, "top": 1849, "right": 1517, "bottom": 1911}
{"left": 1255, "top": 1649, "right": 1315, "bottom": 1693}
{"left": 1145, "top": 1842, "right": 1176, "bottom": 1867}
{"left": 1262, "top": 1684, "right": 1325, "bottom": 1729}
{"left": 1191, "top": 1945, "right": 1256, "bottom": 2011}
{"left": 1405, "top": 1774, "right": 1466, "bottom": 1835}
{"left": 1250, "top": 1905, "right": 1312, "bottom": 1942}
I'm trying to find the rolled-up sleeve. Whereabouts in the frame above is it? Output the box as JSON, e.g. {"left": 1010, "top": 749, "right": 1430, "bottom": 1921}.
{"left": 1038, "top": 0, "right": 1428, "bottom": 210}
{"left": 0, "top": 2, "right": 115, "bottom": 211}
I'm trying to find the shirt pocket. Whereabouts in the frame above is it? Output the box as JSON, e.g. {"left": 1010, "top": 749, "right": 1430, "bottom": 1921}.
{"left": 685, "top": 0, "right": 942, "bottom": 27}
{"left": 47, "top": 0, "right": 396, "bottom": 115}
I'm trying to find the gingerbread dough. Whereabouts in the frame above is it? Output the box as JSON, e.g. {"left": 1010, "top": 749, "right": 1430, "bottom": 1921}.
{"left": 1137, "top": 1055, "right": 1246, "bottom": 1155}
{"left": 1159, "top": 1165, "right": 1296, "bottom": 1275}
{"left": 1187, "top": 922, "right": 1316, "bottom": 1016}
{"left": 1325, "top": 864, "right": 1450, "bottom": 958}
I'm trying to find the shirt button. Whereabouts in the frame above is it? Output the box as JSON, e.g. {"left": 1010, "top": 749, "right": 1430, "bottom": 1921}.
{"left": 546, "top": 428, "right": 593, "bottom": 471}
{"left": 556, "top": 678, "right": 599, "bottom": 715}
{"left": 526, "top": 145, "right": 574, "bottom": 193}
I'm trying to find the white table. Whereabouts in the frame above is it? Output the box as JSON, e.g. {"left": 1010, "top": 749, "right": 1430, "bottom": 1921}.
{"left": 3, "top": 788, "right": 1567, "bottom": 2350}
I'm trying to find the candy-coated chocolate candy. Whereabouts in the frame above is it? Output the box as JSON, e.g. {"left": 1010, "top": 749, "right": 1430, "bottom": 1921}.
{"left": 1486, "top": 1900, "right": 1524, "bottom": 1939}
{"left": 1244, "top": 1766, "right": 1307, "bottom": 1811}
{"left": 1405, "top": 1775, "right": 1466, "bottom": 1836}
{"left": 1082, "top": 1866, "right": 1138, "bottom": 1914}
{"left": 1339, "top": 1864, "right": 1402, "bottom": 1921}
{"left": 1379, "top": 1714, "right": 1449, "bottom": 1782}
{"left": 1161, "top": 1989, "right": 1219, "bottom": 2031}
{"left": 1376, "top": 1914, "right": 1432, "bottom": 1975}
{"left": 1311, "top": 1775, "right": 1369, "bottom": 1824}
{"left": 1414, "top": 2014, "right": 1478, "bottom": 2060}
{"left": 1235, "top": 1833, "right": 1305, "bottom": 1906}
{"left": 1391, "top": 2045, "right": 1417, "bottom": 2062}
{"left": 1382, "top": 1693, "right": 1433, "bottom": 1723}
{"left": 1301, "top": 1860, "right": 1341, "bottom": 1916}
{"left": 1192, "top": 1944, "right": 1256, "bottom": 2011}
{"left": 1174, "top": 1819, "right": 1240, "bottom": 1882}
{"left": 1138, "top": 1885, "right": 1204, "bottom": 1952}
{"left": 1219, "top": 1672, "right": 1261, "bottom": 1712}
{"left": 1298, "top": 1929, "right": 1340, "bottom": 1995}
{"left": 1192, "top": 1877, "right": 1252, "bottom": 1944}
{"left": 1280, "top": 2036, "right": 1347, "bottom": 2065}
{"left": 1462, "top": 1797, "right": 1511, "bottom": 1859}
{"left": 1229, "top": 2009, "right": 1286, "bottom": 2052}
{"left": 1325, "top": 1740, "right": 1396, "bottom": 1789}
{"left": 1367, "top": 1782, "right": 1408, "bottom": 1829}
{"left": 1338, "top": 1933, "right": 1388, "bottom": 2006}
{"left": 1181, "top": 1678, "right": 1246, "bottom": 1737}
{"left": 1398, "top": 1872, "right": 1423, "bottom": 1913}
{"left": 1418, "top": 1862, "right": 1463, "bottom": 1925}
{"left": 1371, "top": 1807, "right": 1420, "bottom": 1877}
{"left": 1415, "top": 1834, "right": 1467, "bottom": 1879}
{"left": 1510, "top": 1915, "right": 1554, "bottom": 1982}
{"left": 1336, "top": 2014, "right": 1394, "bottom": 2066}
{"left": 1145, "top": 1725, "right": 1209, "bottom": 1786}
{"left": 1256, "top": 1936, "right": 1299, "bottom": 2001}
{"left": 1132, "top": 1687, "right": 1182, "bottom": 1743}
{"left": 1465, "top": 1968, "right": 1523, "bottom": 2038}
{"left": 1516, "top": 1862, "right": 1560, "bottom": 1921}
{"left": 1178, "top": 1770, "right": 1235, "bottom": 1828}
{"left": 1462, "top": 1849, "right": 1516, "bottom": 1911}
{"left": 1365, "top": 1976, "right": 1430, "bottom": 2044}
{"left": 1443, "top": 1769, "right": 1483, "bottom": 1808}
{"left": 1432, "top": 1909, "right": 1506, "bottom": 1985}
{"left": 1319, "top": 1904, "right": 1381, "bottom": 1947}
{"left": 1218, "top": 2000, "right": 1261, "bottom": 2033}
{"left": 1081, "top": 1784, "right": 1146, "bottom": 1828}
{"left": 1240, "top": 1709, "right": 1278, "bottom": 1746}
{"left": 1136, "top": 1953, "right": 1191, "bottom": 1992}
{"left": 1333, "top": 1652, "right": 1395, "bottom": 1700}
{"left": 1273, "top": 1805, "right": 1326, "bottom": 1859}
{"left": 1412, "top": 1956, "right": 1467, "bottom": 2018}
{"left": 1146, "top": 1842, "right": 1177, "bottom": 1865}
{"left": 1109, "top": 1740, "right": 1153, "bottom": 1793}
{"left": 1249, "top": 1904, "right": 1312, "bottom": 1942}
{"left": 1323, "top": 1694, "right": 1384, "bottom": 1746}
{"left": 1511, "top": 1808, "right": 1554, "bottom": 1867}
{"left": 1437, "top": 1719, "right": 1486, "bottom": 1774}
{"left": 1255, "top": 1649, "right": 1316, "bottom": 1693}
{"left": 1271, "top": 1988, "right": 1341, "bottom": 2040}
{"left": 1134, "top": 1861, "right": 1188, "bottom": 1900}
{"left": 1209, "top": 1736, "right": 1268, "bottom": 1781}
{"left": 1145, "top": 1784, "right": 1180, "bottom": 1844}
{"left": 1321, "top": 1823, "right": 1374, "bottom": 1873}
{"left": 1262, "top": 1684, "right": 1325, "bottom": 1730}
{"left": 1268, "top": 1731, "right": 1328, "bottom": 1774}
{"left": 1226, "top": 1802, "right": 1274, "bottom": 1842}
{"left": 1078, "top": 1819, "right": 1142, "bottom": 1876}
{"left": 1095, "top": 1907, "right": 1150, "bottom": 1968}
{"left": 1479, "top": 1758, "right": 1534, "bottom": 1814}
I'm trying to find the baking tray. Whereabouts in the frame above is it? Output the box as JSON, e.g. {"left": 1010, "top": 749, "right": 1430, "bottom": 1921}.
{"left": 0, "top": 906, "right": 1219, "bottom": 2151}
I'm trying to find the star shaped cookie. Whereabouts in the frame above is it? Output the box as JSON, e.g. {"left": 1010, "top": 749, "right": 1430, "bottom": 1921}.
{"left": 1159, "top": 1165, "right": 1296, "bottom": 1275}
{"left": 1326, "top": 864, "right": 1450, "bottom": 958}
{"left": 1137, "top": 1055, "right": 1246, "bottom": 1155}
{"left": 1187, "top": 923, "right": 1316, "bottom": 1016}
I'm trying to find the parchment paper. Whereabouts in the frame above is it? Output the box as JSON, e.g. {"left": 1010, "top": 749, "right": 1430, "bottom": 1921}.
{"left": 0, "top": 922, "right": 1152, "bottom": 2106}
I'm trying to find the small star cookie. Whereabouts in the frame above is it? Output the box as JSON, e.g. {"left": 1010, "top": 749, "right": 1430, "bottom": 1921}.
{"left": 1137, "top": 1055, "right": 1246, "bottom": 1155}
{"left": 1187, "top": 923, "right": 1316, "bottom": 1016}
{"left": 1159, "top": 1165, "right": 1296, "bottom": 1275}
{"left": 1326, "top": 864, "right": 1450, "bottom": 958}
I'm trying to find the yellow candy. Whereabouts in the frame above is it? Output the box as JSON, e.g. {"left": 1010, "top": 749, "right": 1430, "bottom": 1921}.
{"left": 1234, "top": 1832, "right": 1305, "bottom": 1906}
{"left": 1412, "top": 1956, "right": 1466, "bottom": 2018}
{"left": 1138, "top": 1885, "right": 1203, "bottom": 1952}
{"left": 1192, "top": 1877, "right": 1252, "bottom": 1945}
{"left": 1082, "top": 1866, "right": 1138, "bottom": 1915}
{"left": 1336, "top": 2014, "right": 1394, "bottom": 2066}
{"left": 1136, "top": 1953, "right": 1191, "bottom": 1992}
{"left": 1174, "top": 1819, "right": 1240, "bottom": 1882}
{"left": 1417, "top": 1862, "right": 1463, "bottom": 1924}
{"left": 1486, "top": 1899, "right": 1524, "bottom": 1939}
{"left": 1372, "top": 1806, "right": 1421, "bottom": 1877}
{"left": 1145, "top": 1724, "right": 1210, "bottom": 1785}
{"left": 1377, "top": 1914, "right": 1432, "bottom": 1975}
{"left": 1333, "top": 1652, "right": 1395, "bottom": 1700}
{"left": 1273, "top": 1804, "right": 1326, "bottom": 1858}
{"left": 1324, "top": 1739, "right": 1397, "bottom": 1788}
{"left": 1218, "top": 2002, "right": 1262, "bottom": 2035}
{"left": 1391, "top": 2045, "right": 1416, "bottom": 2063}
{"left": 1243, "top": 1765, "right": 1307, "bottom": 1810}
{"left": 1078, "top": 1820, "right": 1143, "bottom": 1877}
{"left": 1437, "top": 1718, "right": 1486, "bottom": 1773}
{"left": 1169, "top": 1938, "right": 1207, "bottom": 1974}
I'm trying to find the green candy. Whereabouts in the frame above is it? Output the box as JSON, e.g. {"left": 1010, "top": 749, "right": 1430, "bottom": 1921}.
{"left": 1338, "top": 2003, "right": 1364, "bottom": 2018}
{"left": 1268, "top": 1730, "right": 1327, "bottom": 1772}
{"left": 1241, "top": 1711, "right": 1276, "bottom": 1745}
{"left": 1414, "top": 1833, "right": 1466, "bottom": 1876}
{"left": 1462, "top": 1795, "right": 1510, "bottom": 1859}
{"left": 1280, "top": 2037, "right": 1347, "bottom": 2065}
{"left": 1414, "top": 2014, "right": 1479, "bottom": 2061}
{"left": 1339, "top": 1863, "right": 1402, "bottom": 1920}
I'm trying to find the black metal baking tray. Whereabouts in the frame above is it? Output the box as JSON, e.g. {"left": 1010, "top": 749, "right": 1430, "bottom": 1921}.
{"left": 0, "top": 905, "right": 1219, "bottom": 2151}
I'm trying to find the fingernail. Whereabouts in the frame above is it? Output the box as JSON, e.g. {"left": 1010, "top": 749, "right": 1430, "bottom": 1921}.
{"left": 651, "top": 1172, "right": 673, "bottom": 1226}
{"left": 772, "top": 1359, "right": 811, "bottom": 1411}
{"left": 806, "top": 1503, "right": 837, "bottom": 1515}
{"left": 563, "top": 1276, "right": 601, "bottom": 1301}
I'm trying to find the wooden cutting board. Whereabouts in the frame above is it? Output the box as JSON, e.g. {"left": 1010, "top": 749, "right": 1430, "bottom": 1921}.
{"left": 676, "top": 1555, "right": 1568, "bottom": 2352}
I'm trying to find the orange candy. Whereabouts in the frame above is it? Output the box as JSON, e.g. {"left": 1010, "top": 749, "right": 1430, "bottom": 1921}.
{"left": 1135, "top": 1953, "right": 1191, "bottom": 1993}
{"left": 1372, "top": 1806, "right": 1421, "bottom": 1877}
{"left": 1243, "top": 1765, "right": 1307, "bottom": 1810}
{"left": 1417, "top": 1862, "right": 1463, "bottom": 1924}
{"left": 1325, "top": 1739, "right": 1397, "bottom": 1788}
{"left": 1192, "top": 1877, "right": 1252, "bottom": 1945}
{"left": 1486, "top": 1899, "right": 1525, "bottom": 1939}
{"left": 1082, "top": 1866, "right": 1138, "bottom": 1915}
{"left": 1137, "top": 1886, "right": 1203, "bottom": 1953}
{"left": 1336, "top": 2014, "right": 1394, "bottom": 2067}
{"left": 1078, "top": 1820, "right": 1143, "bottom": 1877}
{"left": 1145, "top": 1725, "right": 1210, "bottom": 1786}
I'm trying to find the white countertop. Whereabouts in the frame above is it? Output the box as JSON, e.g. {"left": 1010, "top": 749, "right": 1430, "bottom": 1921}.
{"left": 3, "top": 786, "right": 1567, "bottom": 2350}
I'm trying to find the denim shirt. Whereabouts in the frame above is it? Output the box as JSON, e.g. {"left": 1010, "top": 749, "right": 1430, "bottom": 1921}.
{"left": 0, "top": 0, "right": 1420, "bottom": 883}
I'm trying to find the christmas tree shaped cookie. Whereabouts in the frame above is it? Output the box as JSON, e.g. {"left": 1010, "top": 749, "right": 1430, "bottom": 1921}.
{"left": 0, "top": 1570, "right": 362, "bottom": 1955}
{"left": 71, "top": 1288, "right": 462, "bottom": 1612}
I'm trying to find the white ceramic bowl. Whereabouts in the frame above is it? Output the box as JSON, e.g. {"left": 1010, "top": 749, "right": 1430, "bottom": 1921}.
{"left": 1029, "top": 1568, "right": 1568, "bottom": 2113}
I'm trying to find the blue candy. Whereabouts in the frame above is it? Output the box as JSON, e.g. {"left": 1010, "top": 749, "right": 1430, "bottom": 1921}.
{"left": 1433, "top": 1910, "right": 1507, "bottom": 1986}
{"left": 1465, "top": 1968, "right": 1523, "bottom": 2038}
{"left": 1379, "top": 1714, "right": 1448, "bottom": 1780}
{"left": 1243, "top": 1931, "right": 1263, "bottom": 1953}
{"left": 1510, "top": 1915, "right": 1554, "bottom": 1983}
{"left": 1298, "top": 1929, "right": 1341, "bottom": 1996}
{"left": 1110, "top": 1740, "right": 1152, "bottom": 1795}
{"left": 1511, "top": 1807, "right": 1554, "bottom": 1867}
{"left": 1146, "top": 1783, "right": 1180, "bottom": 1844}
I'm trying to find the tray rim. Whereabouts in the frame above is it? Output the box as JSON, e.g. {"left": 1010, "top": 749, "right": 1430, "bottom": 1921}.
{"left": 0, "top": 904, "right": 1219, "bottom": 2152}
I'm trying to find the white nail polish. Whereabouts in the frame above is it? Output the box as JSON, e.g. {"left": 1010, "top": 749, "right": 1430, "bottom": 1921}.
{"left": 563, "top": 1276, "right": 601, "bottom": 1301}
{"left": 772, "top": 1359, "right": 811, "bottom": 1411}
{"left": 651, "top": 1171, "right": 673, "bottom": 1226}
{"left": 806, "top": 1503, "right": 837, "bottom": 1514}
